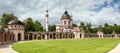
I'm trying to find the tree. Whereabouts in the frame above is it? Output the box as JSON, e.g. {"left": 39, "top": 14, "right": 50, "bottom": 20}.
{"left": 48, "top": 25, "right": 56, "bottom": 32}
{"left": 114, "top": 24, "right": 117, "bottom": 26}
{"left": 86, "top": 22, "right": 91, "bottom": 28}
{"left": 117, "top": 26, "right": 120, "bottom": 33}
{"left": 103, "top": 26, "right": 113, "bottom": 34}
{"left": 85, "top": 22, "right": 92, "bottom": 33}
{"left": 80, "top": 22, "right": 86, "bottom": 31}
{"left": 0, "top": 13, "right": 15, "bottom": 27}
{"left": 72, "top": 23, "right": 77, "bottom": 27}
{"left": 104, "top": 23, "right": 109, "bottom": 27}
{"left": 34, "top": 21, "right": 43, "bottom": 31}
{"left": 24, "top": 17, "right": 35, "bottom": 31}
{"left": 80, "top": 21, "right": 85, "bottom": 27}
{"left": 92, "top": 28, "right": 99, "bottom": 33}
{"left": 113, "top": 24, "right": 120, "bottom": 34}
{"left": 98, "top": 25, "right": 102, "bottom": 28}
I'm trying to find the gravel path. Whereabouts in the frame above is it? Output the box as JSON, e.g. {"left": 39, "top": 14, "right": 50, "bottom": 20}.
{"left": 0, "top": 42, "right": 18, "bottom": 53}
{"left": 108, "top": 42, "right": 120, "bottom": 53}
{"left": 0, "top": 41, "right": 31, "bottom": 53}
{"left": 0, "top": 41, "right": 120, "bottom": 53}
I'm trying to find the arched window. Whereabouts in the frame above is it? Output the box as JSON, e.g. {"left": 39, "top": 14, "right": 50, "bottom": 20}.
{"left": 15, "top": 25, "right": 16, "bottom": 27}
{"left": 80, "top": 34, "right": 82, "bottom": 38}
{"left": 10, "top": 34, "right": 11, "bottom": 41}
{"left": 18, "top": 25, "right": 20, "bottom": 28}
{"left": 4, "top": 33, "right": 6, "bottom": 42}
{"left": 18, "top": 33, "right": 21, "bottom": 41}
{"left": 68, "top": 21, "right": 70, "bottom": 25}
{"left": 80, "top": 29, "right": 82, "bottom": 31}
{"left": 64, "top": 21, "right": 66, "bottom": 25}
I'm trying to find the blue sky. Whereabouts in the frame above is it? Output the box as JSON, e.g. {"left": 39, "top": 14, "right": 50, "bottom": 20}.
{"left": 0, "top": 0, "right": 120, "bottom": 27}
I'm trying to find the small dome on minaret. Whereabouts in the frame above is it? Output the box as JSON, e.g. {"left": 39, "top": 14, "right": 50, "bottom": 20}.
{"left": 46, "top": 10, "right": 48, "bottom": 12}
{"left": 45, "top": 10, "right": 49, "bottom": 17}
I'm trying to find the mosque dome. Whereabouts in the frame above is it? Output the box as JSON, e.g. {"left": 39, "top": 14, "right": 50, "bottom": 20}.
{"left": 8, "top": 20, "right": 24, "bottom": 25}
{"left": 61, "top": 11, "right": 72, "bottom": 20}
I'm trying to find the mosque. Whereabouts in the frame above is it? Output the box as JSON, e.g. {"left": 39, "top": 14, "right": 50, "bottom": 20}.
{"left": 26, "top": 10, "right": 85, "bottom": 40}
{"left": 56, "top": 10, "right": 84, "bottom": 38}
{"left": 0, "top": 9, "right": 119, "bottom": 44}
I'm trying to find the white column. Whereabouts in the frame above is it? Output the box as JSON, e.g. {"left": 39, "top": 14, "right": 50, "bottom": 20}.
{"left": 15, "top": 33, "right": 18, "bottom": 41}
{"left": 45, "top": 34, "right": 47, "bottom": 40}
{"left": 36, "top": 34, "right": 38, "bottom": 40}
{"left": 32, "top": 34, "right": 34, "bottom": 40}
{"left": 115, "top": 34, "right": 118, "bottom": 38}
{"left": 45, "top": 10, "right": 49, "bottom": 32}
{"left": 73, "top": 32, "right": 77, "bottom": 39}
{"left": 81, "top": 33, "right": 84, "bottom": 39}
{"left": 21, "top": 31, "right": 24, "bottom": 41}
{"left": 41, "top": 34, "right": 42, "bottom": 40}
{"left": 102, "top": 34, "right": 103, "bottom": 38}
{"left": 28, "top": 34, "right": 29, "bottom": 40}
{"left": 98, "top": 34, "right": 100, "bottom": 38}
{"left": 77, "top": 33, "right": 79, "bottom": 39}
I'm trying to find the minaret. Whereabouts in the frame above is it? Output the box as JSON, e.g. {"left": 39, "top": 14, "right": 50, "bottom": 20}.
{"left": 45, "top": 8, "right": 49, "bottom": 40}
{"left": 45, "top": 9, "right": 49, "bottom": 32}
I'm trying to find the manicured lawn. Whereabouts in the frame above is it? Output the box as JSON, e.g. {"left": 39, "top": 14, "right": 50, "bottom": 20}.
{"left": 12, "top": 38, "right": 120, "bottom": 53}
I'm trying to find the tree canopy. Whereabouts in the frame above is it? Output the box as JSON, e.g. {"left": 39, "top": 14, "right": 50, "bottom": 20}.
{"left": 0, "top": 13, "right": 15, "bottom": 27}
{"left": 23, "top": 17, "right": 35, "bottom": 31}
{"left": 23, "top": 17, "right": 43, "bottom": 31}
{"left": 48, "top": 25, "right": 56, "bottom": 32}
{"left": 72, "top": 23, "right": 77, "bottom": 27}
{"left": 34, "top": 20, "right": 43, "bottom": 31}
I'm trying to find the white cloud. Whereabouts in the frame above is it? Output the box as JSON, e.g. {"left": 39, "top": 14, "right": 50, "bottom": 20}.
{"left": 0, "top": 0, "right": 120, "bottom": 27}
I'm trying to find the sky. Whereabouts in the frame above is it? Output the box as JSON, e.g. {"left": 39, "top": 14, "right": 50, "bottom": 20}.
{"left": 0, "top": 0, "right": 120, "bottom": 27}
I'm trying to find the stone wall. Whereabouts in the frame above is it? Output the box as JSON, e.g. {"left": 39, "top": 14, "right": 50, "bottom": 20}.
{"left": 0, "top": 30, "right": 14, "bottom": 45}
{"left": 85, "top": 33, "right": 120, "bottom": 38}
{"left": 26, "top": 32, "right": 75, "bottom": 40}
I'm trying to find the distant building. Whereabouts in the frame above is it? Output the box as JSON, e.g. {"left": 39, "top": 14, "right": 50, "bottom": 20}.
{"left": 26, "top": 10, "right": 85, "bottom": 40}
{"left": 0, "top": 26, "right": 14, "bottom": 44}
{"left": 111, "top": 30, "right": 118, "bottom": 38}
{"left": 0, "top": 19, "right": 24, "bottom": 44}
{"left": 56, "top": 10, "right": 85, "bottom": 39}
{"left": 8, "top": 19, "right": 24, "bottom": 41}
{"left": 56, "top": 11, "right": 72, "bottom": 32}
{"left": 97, "top": 29, "right": 104, "bottom": 38}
